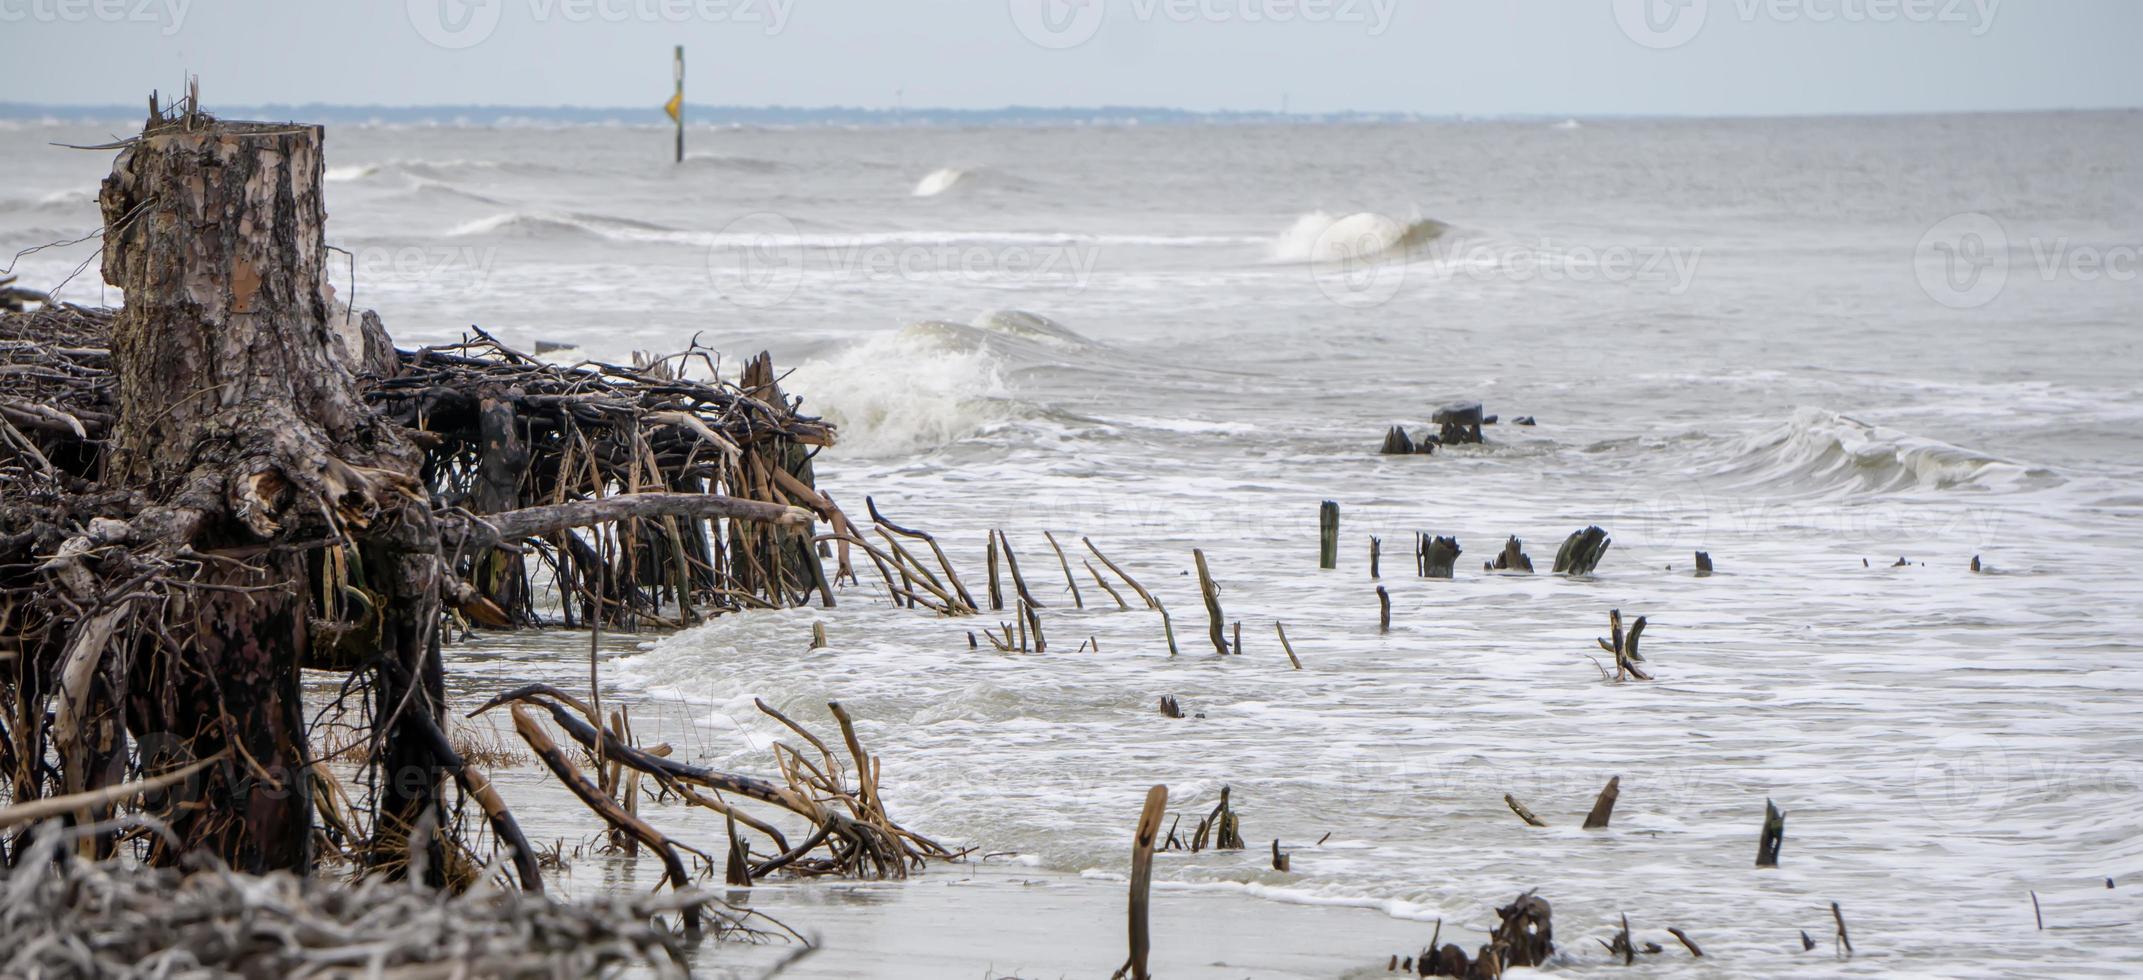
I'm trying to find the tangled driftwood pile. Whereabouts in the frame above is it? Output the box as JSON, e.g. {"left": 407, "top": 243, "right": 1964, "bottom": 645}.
{"left": 0, "top": 97, "right": 947, "bottom": 963}
{"left": 0, "top": 821, "right": 784, "bottom": 978}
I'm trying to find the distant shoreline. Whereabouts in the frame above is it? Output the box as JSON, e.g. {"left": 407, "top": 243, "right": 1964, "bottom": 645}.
{"left": 2, "top": 102, "right": 2131, "bottom": 129}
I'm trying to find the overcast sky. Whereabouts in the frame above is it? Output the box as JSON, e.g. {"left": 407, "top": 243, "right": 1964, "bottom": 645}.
{"left": 2, "top": 0, "right": 2138, "bottom": 115}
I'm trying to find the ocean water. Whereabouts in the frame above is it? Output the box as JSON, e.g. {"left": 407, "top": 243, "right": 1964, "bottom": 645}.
{"left": 5, "top": 113, "right": 2142, "bottom": 975}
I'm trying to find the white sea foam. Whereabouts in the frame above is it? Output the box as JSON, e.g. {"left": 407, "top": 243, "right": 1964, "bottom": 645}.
{"left": 787, "top": 324, "right": 1016, "bottom": 456}
{"left": 912, "top": 167, "right": 971, "bottom": 198}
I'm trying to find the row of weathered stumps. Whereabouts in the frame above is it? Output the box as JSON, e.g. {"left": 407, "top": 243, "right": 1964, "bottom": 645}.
{"left": 1380, "top": 401, "right": 1537, "bottom": 455}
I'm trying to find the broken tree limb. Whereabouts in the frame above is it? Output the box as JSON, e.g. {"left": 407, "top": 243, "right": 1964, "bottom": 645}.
{"left": 1275, "top": 622, "right": 1302, "bottom": 669}
{"left": 1113, "top": 785, "right": 1168, "bottom": 980}
{"left": 1084, "top": 537, "right": 1177, "bottom": 656}
{"left": 1044, "top": 531, "right": 1085, "bottom": 609}
{"left": 510, "top": 704, "right": 702, "bottom": 935}
{"left": 1193, "top": 549, "right": 1228, "bottom": 655}
{"left": 0, "top": 755, "right": 223, "bottom": 831}
{"left": 1504, "top": 794, "right": 1548, "bottom": 828}
{"left": 468, "top": 493, "right": 812, "bottom": 542}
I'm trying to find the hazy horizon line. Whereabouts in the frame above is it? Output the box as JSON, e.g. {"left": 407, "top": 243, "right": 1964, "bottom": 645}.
{"left": 4, "top": 101, "right": 2136, "bottom": 127}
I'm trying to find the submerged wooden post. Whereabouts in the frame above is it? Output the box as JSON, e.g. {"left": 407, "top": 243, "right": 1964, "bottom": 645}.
{"left": 1193, "top": 549, "right": 1228, "bottom": 655}
{"left": 1370, "top": 535, "right": 1381, "bottom": 578}
{"left": 1318, "top": 500, "right": 1339, "bottom": 569}
{"left": 1116, "top": 785, "right": 1169, "bottom": 980}
{"left": 1756, "top": 798, "right": 1785, "bottom": 867}
{"left": 1582, "top": 775, "right": 1620, "bottom": 829}
{"left": 1377, "top": 586, "right": 1391, "bottom": 632}
{"left": 987, "top": 531, "right": 1003, "bottom": 610}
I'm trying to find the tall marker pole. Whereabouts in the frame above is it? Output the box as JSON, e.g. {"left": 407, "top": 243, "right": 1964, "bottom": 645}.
{"left": 670, "top": 46, "right": 685, "bottom": 163}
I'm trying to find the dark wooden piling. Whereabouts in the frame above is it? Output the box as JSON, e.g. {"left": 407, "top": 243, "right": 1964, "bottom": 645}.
{"left": 987, "top": 532, "right": 1003, "bottom": 610}
{"left": 1694, "top": 551, "right": 1714, "bottom": 576}
{"left": 1757, "top": 798, "right": 1786, "bottom": 867}
{"left": 1377, "top": 586, "right": 1391, "bottom": 632}
{"left": 1319, "top": 500, "right": 1339, "bottom": 569}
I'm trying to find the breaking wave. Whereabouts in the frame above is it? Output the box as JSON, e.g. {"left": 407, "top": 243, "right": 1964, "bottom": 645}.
{"left": 912, "top": 167, "right": 971, "bottom": 198}
{"left": 1271, "top": 211, "right": 1452, "bottom": 264}
{"left": 1713, "top": 408, "right": 2057, "bottom": 495}
{"left": 788, "top": 311, "right": 1098, "bottom": 456}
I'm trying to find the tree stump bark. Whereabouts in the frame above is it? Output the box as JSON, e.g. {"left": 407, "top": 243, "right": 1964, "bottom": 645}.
{"left": 98, "top": 112, "right": 435, "bottom": 874}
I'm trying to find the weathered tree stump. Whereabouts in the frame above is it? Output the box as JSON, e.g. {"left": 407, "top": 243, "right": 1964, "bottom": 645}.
{"left": 97, "top": 113, "right": 438, "bottom": 873}
{"left": 1553, "top": 525, "right": 1612, "bottom": 575}
{"left": 1493, "top": 890, "right": 1554, "bottom": 968}
{"left": 1433, "top": 401, "right": 1485, "bottom": 445}
{"left": 1492, "top": 536, "right": 1533, "bottom": 573}
{"left": 1694, "top": 551, "right": 1714, "bottom": 577}
{"left": 1380, "top": 425, "right": 1416, "bottom": 455}
{"left": 1418, "top": 534, "right": 1462, "bottom": 579}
